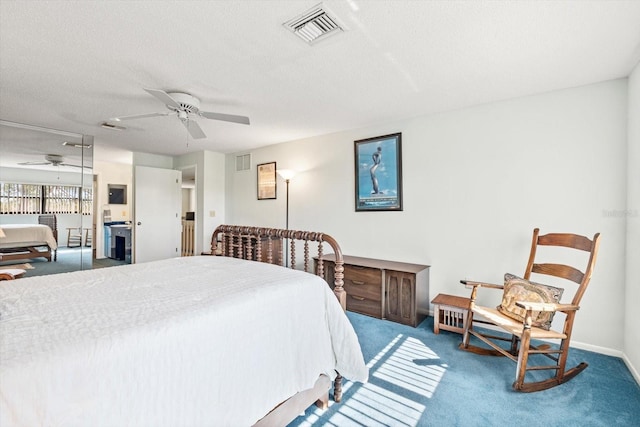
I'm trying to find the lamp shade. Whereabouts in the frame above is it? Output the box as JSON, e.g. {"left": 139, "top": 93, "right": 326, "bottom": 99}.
{"left": 0, "top": 227, "right": 5, "bottom": 238}
{"left": 277, "top": 169, "right": 296, "bottom": 181}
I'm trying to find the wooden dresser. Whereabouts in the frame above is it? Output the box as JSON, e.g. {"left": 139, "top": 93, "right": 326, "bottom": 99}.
{"left": 319, "top": 254, "right": 430, "bottom": 327}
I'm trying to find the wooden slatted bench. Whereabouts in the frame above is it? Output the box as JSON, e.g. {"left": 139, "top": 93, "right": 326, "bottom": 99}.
{"left": 431, "top": 293, "right": 470, "bottom": 334}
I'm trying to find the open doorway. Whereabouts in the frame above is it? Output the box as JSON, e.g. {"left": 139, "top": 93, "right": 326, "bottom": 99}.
{"left": 180, "top": 166, "right": 196, "bottom": 256}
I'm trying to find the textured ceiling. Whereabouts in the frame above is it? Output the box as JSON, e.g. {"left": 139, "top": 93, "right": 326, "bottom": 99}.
{"left": 1, "top": 0, "right": 640, "bottom": 163}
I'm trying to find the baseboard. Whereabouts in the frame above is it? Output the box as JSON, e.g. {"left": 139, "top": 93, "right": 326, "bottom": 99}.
{"left": 622, "top": 353, "right": 640, "bottom": 385}
{"left": 560, "top": 341, "right": 639, "bottom": 386}
{"left": 570, "top": 340, "right": 623, "bottom": 358}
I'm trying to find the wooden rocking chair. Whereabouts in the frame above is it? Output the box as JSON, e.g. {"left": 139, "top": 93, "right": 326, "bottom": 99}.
{"left": 459, "top": 228, "right": 600, "bottom": 392}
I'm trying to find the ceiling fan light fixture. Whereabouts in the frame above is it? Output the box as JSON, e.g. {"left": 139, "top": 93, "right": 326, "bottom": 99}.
{"left": 101, "top": 122, "right": 126, "bottom": 130}
{"left": 284, "top": 3, "right": 345, "bottom": 45}
{"left": 63, "top": 141, "right": 93, "bottom": 148}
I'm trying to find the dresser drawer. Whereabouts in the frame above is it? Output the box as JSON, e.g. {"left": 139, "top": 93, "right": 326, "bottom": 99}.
{"left": 344, "top": 264, "right": 382, "bottom": 286}
{"left": 343, "top": 267, "right": 382, "bottom": 302}
{"left": 346, "top": 293, "right": 382, "bottom": 319}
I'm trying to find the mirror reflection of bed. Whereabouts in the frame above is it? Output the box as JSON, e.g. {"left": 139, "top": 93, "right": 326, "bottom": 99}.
{"left": 0, "top": 120, "right": 94, "bottom": 276}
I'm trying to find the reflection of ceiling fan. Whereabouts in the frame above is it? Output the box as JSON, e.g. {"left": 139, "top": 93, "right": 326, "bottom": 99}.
{"left": 18, "top": 154, "right": 82, "bottom": 168}
{"left": 110, "top": 88, "right": 251, "bottom": 139}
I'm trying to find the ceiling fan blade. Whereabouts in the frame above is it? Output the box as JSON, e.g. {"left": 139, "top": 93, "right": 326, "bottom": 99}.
{"left": 18, "top": 161, "right": 50, "bottom": 165}
{"left": 182, "top": 119, "right": 206, "bottom": 139}
{"left": 199, "top": 111, "right": 250, "bottom": 125}
{"left": 144, "top": 88, "right": 181, "bottom": 109}
{"left": 111, "top": 112, "right": 171, "bottom": 121}
{"left": 61, "top": 163, "right": 84, "bottom": 169}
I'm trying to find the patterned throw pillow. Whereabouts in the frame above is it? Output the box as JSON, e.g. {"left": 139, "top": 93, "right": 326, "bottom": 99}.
{"left": 497, "top": 273, "right": 564, "bottom": 330}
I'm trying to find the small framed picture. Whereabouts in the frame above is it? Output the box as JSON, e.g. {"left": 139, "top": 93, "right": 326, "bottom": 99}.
{"left": 257, "top": 162, "right": 277, "bottom": 200}
{"left": 354, "top": 133, "right": 403, "bottom": 211}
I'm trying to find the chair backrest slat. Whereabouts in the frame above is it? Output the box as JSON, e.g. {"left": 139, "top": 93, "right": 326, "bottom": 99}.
{"left": 537, "top": 233, "right": 593, "bottom": 252}
{"left": 524, "top": 228, "right": 600, "bottom": 307}
{"left": 531, "top": 263, "right": 584, "bottom": 284}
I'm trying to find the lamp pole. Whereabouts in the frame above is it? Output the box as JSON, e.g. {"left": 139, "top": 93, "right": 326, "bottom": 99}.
{"left": 285, "top": 178, "right": 290, "bottom": 267}
{"left": 277, "top": 169, "right": 296, "bottom": 267}
{"left": 283, "top": 178, "right": 289, "bottom": 229}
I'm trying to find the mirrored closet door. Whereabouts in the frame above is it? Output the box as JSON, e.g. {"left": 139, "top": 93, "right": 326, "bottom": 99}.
{"left": 0, "top": 120, "right": 94, "bottom": 275}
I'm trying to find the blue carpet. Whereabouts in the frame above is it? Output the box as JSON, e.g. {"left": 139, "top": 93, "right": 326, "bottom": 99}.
{"left": 289, "top": 312, "right": 640, "bottom": 427}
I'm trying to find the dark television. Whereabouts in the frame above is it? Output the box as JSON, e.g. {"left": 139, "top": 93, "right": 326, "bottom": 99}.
{"left": 108, "top": 184, "right": 127, "bottom": 204}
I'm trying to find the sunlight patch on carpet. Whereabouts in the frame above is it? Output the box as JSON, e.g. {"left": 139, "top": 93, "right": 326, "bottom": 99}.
{"left": 297, "top": 334, "right": 444, "bottom": 426}
{"left": 299, "top": 381, "right": 426, "bottom": 427}
{"left": 372, "top": 336, "right": 445, "bottom": 399}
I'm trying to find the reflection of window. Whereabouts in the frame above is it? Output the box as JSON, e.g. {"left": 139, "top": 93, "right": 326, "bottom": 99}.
{"left": 0, "top": 182, "right": 92, "bottom": 215}
{"left": 81, "top": 187, "right": 93, "bottom": 215}
{"left": 0, "top": 183, "right": 41, "bottom": 214}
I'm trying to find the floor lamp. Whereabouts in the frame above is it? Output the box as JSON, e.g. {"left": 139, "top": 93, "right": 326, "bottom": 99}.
{"left": 277, "top": 169, "right": 296, "bottom": 266}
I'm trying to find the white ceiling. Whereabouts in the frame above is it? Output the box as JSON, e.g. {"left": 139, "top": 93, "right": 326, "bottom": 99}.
{"left": 1, "top": 0, "right": 640, "bottom": 161}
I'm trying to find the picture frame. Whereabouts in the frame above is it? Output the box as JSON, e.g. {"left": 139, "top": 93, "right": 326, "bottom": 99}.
{"left": 107, "top": 184, "right": 127, "bottom": 205}
{"left": 257, "top": 162, "right": 277, "bottom": 200}
{"left": 354, "top": 133, "right": 403, "bottom": 211}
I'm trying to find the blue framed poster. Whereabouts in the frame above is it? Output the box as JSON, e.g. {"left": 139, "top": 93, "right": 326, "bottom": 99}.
{"left": 354, "top": 132, "right": 403, "bottom": 212}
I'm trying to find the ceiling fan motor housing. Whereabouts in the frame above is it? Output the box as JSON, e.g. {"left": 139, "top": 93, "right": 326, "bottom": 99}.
{"left": 167, "top": 93, "right": 201, "bottom": 115}
{"left": 45, "top": 154, "right": 64, "bottom": 165}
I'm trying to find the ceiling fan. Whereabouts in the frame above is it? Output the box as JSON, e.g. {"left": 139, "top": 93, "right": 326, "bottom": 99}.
{"left": 110, "top": 88, "right": 251, "bottom": 139}
{"left": 18, "top": 154, "right": 82, "bottom": 168}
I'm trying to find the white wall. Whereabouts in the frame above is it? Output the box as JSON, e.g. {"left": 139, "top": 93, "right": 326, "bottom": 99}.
{"left": 132, "top": 152, "right": 173, "bottom": 169}
{"left": 175, "top": 150, "right": 226, "bottom": 255}
{"left": 201, "top": 151, "right": 226, "bottom": 253}
{"left": 625, "top": 63, "right": 640, "bottom": 381}
{"left": 226, "top": 80, "right": 628, "bottom": 355}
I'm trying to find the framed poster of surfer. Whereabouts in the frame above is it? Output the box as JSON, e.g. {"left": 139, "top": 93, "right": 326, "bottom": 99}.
{"left": 354, "top": 132, "right": 403, "bottom": 212}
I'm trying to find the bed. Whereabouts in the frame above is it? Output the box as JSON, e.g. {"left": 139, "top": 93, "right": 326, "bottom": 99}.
{"left": 0, "top": 224, "right": 58, "bottom": 263}
{"left": 0, "top": 225, "right": 368, "bottom": 426}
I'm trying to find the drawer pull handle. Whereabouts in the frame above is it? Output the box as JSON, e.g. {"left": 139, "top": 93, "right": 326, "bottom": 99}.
{"left": 351, "top": 296, "right": 366, "bottom": 301}
{"left": 352, "top": 280, "right": 365, "bottom": 285}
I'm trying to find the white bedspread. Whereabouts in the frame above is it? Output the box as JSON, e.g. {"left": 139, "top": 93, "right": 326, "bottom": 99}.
{"left": 0, "top": 256, "right": 368, "bottom": 427}
{"left": 0, "top": 224, "right": 57, "bottom": 250}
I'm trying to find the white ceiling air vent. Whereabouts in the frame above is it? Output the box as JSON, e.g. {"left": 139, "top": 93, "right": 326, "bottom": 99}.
{"left": 283, "top": 3, "right": 344, "bottom": 45}
{"left": 236, "top": 153, "right": 251, "bottom": 172}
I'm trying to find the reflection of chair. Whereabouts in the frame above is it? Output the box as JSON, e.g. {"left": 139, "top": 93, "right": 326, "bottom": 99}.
{"left": 38, "top": 214, "right": 57, "bottom": 241}
{"left": 84, "top": 228, "right": 92, "bottom": 247}
{"left": 67, "top": 227, "right": 82, "bottom": 248}
{"left": 459, "top": 228, "right": 600, "bottom": 392}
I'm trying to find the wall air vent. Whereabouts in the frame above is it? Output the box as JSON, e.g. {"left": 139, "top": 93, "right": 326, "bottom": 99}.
{"left": 283, "top": 3, "right": 344, "bottom": 45}
{"left": 236, "top": 153, "right": 251, "bottom": 172}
